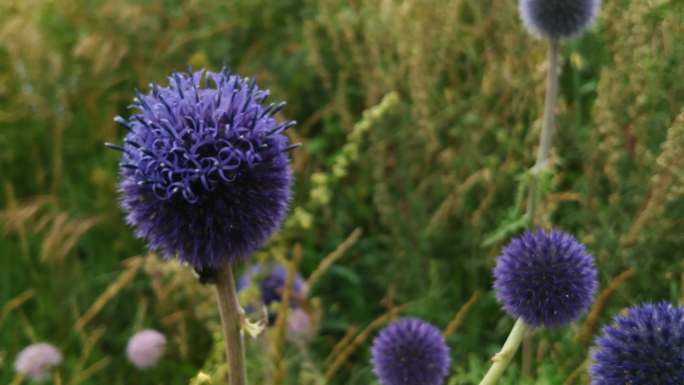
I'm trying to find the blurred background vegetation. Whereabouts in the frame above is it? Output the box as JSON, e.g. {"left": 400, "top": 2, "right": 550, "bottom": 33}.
{"left": 1, "top": 0, "right": 684, "bottom": 384}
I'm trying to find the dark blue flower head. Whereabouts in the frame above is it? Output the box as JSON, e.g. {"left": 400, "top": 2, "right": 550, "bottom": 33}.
{"left": 371, "top": 318, "right": 451, "bottom": 385}
{"left": 590, "top": 302, "right": 684, "bottom": 385}
{"left": 493, "top": 229, "right": 598, "bottom": 327}
{"left": 238, "top": 263, "right": 304, "bottom": 308}
{"left": 519, "top": 0, "right": 601, "bottom": 39}
{"left": 108, "top": 69, "right": 295, "bottom": 269}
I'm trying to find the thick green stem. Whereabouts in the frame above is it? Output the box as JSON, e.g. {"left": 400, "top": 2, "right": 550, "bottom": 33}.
{"left": 526, "top": 39, "right": 560, "bottom": 227}
{"left": 214, "top": 264, "right": 247, "bottom": 385}
{"left": 478, "top": 319, "right": 529, "bottom": 385}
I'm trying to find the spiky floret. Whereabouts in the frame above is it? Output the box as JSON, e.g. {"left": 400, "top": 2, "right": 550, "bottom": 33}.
{"left": 493, "top": 229, "right": 598, "bottom": 327}
{"left": 108, "top": 69, "right": 294, "bottom": 268}
{"left": 519, "top": 0, "right": 601, "bottom": 39}
{"left": 590, "top": 302, "right": 684, "bottom": 385}
{"left": 371, "top": 318, "right": 451, "bottom": 385}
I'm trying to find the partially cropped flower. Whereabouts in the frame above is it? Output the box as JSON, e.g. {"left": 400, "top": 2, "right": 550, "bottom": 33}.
{"left": 14, "top": 343, "right": 62, "bottom": 381}
{"left": 126, "top": 329, "right": 167, "bottom": 369}
{"left": 371, "top": 318, "right": 451, "bottom": 385}
{"left": 519, "top": 0, "right": 601, "bottom": 39}
{"left": 108, "top": 69, "right": 295, "bottom": 269}
{"left": 493, "top": 229, "right": 597, "bottom": 327}
{"left": 238, "top": 263, "right": 305, "bottom": 308}
{"left": 590, "top": 302, "right": 684, "bottom": 385}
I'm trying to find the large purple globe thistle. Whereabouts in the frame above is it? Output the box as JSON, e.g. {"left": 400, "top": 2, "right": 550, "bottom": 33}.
{"left": 371, "top": 318, "right": 451, "bottom": 385}
{"left": 108, "top": 69, "right": 295, "bottom": 269}
{"left": 519, "top": 0, "right": 601, "bottom": 39}
{"left": 590, "top": 302, "right": 684, "bottom": 385}
{"left": 14, "top": 343, "right": 62, "bottom": 381}
{"left": 493, "top": 229, "right": 598, "bottom": 327}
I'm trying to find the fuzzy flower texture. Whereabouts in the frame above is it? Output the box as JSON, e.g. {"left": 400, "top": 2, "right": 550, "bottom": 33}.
{"left": 494, "top": 229, "right": 597, "bottom": 327}
{"left": 127, "top": 329, "right": 167, "bottom": 369}
{"left": 591, "top": 302, "right": 684, "bottom": 385}
{"left": 519, "top": 0, "right": 601, "bottom": 39}
{"left": 372, "top": 318, "right": 451, "bottom": 385}
{"left": 108, "top": 69, "right": 294, "bottom": 269}
{"left": 14, "top": 343, "right": 62, "bottom": 382}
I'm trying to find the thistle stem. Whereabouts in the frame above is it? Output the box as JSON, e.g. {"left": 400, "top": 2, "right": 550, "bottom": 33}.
{"left": 478, "top": 39, "right": 560, "bottom": 385}
{"left": 478, "top": 319, "right": 529, "bottom": 385}
{"left": 526, "top": 39, "right": 560, "bottom": 227}
{"left": 214, "top": 264, "right": 247, "bottom": 385}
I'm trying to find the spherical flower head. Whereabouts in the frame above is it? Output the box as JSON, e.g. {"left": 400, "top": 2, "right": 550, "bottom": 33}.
{"left": 590, "top": 302, "right": 684, "bottom": 385}
{"left": 14, "top": 343, "right": 62, "bottom": 382}
{"left": 371, "top": 318, "right": 451, "bottom": 385}
{"left": 126, "top": 329, "right": 167, "bottom": 369}
{"left": 493, "top": 229, "right": 598, "bottom": 327}
{"left": 238, "top": 263, "right": 305, "bottom": 307}
{"left": 110, "top": 69, "right": 294, "bottom": 269}
{"left": 519, "top": 0, "right": 601, "bottom": 39}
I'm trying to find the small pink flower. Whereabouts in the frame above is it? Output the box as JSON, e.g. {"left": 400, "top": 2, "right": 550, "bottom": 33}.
{"left": 14, "top": 342, "right": 62, "bottom": 381}
{"left": 126, "top": 329, "right": 166, "bottom": 369}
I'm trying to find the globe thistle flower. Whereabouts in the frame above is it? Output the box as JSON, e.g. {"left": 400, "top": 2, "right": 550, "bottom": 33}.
{"left": 14, "top": 343, "right": 62, "bottom": 382}
{"left": 590, "top": 302, "right": 684, "bottom": 385}
{"left": 371, "top": 318, "right": 451, "bottom": 385}
{"left": 238, "top": 263, "right": 305, "bottom": 308}
{"left": 108, "top": 69, "right": 295, "bottom": 269}
{"left": 126, "top": 329, "right": 167, "bottom": 369}
{"left": 493, "top": 229, "right": 597, "bottom": 327}
{"left": 519, "top": 0, "right": 601, "bottom": 39}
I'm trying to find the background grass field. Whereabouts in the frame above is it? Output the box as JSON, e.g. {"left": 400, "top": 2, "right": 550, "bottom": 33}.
{"left": 2, "top": 0, "right": 684, "bottom": 384}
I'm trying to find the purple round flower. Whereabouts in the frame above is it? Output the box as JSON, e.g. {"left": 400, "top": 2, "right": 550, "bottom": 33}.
{"left": 108, "top": 69, "right": 294, "bottom": 269}
{"left": 493, "top": 229, "right": 598, "bottom": 327}
{"left": 519, "top": 0, "right": 601, "bottom": 39}
{"left": 14, "top": 342, "right": 62, "bottom": 381}
{"left": 590, "top": 302, "right": 684, "bottom": 385}
{"left": 238, "top": 263, "right": 305, "bottom": 307}
{"left": 126, "top": 329, "right": 167, "bottom": 369}
{"left": 371, "top": 318, "right": 451, "bottom": 385}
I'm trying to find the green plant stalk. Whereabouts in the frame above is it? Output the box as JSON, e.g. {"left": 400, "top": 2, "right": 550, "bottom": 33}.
{"left": 526, "top": 39, "right": 560, "bottom": 227}
{"left": 478, "top": 39, "right": 561, "bottom": 385}
{"left": 478, "top": 319, "right": 529, "bottom": 385}
{"left": 214, "top": 264, "right": 247, "bottom": 385}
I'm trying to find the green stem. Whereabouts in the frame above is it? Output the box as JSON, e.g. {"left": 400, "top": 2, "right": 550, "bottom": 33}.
{"left": 478, "top": 319, "right": 529, "bottom": 385}
{"left": 526, "top": 39, "right": 560, "bottom": 227}
{"left": 478, "top": 39, "right": 560, "bottom": 385}
{"left": 214, "top": 264, "right": 247, "bottom": 385}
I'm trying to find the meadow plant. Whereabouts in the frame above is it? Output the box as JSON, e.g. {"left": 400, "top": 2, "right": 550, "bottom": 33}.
{"left": 590, "top": 303, "right": 684, "bottom": 385}
{"left": 371, "top": 319, "right": 451, "bottom": 385}
{"left": 494, "top": 229, "right": 597, "bottom": 327}
{"left": 477, "top": 0, "right": 601, "bottom": 383}
{"left": 126, "top": 329, "right": 167, "bottom": 369}
{"left": 14, "top": 343, "right": 62, "bottom": 382}
{"left": 108, "top": 68, "right": 295, "bottom": 385}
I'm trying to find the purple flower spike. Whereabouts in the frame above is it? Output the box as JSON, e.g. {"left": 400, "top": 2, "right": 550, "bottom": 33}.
{"left": 519, "top": 0, "right": 601, "bottom": 39}
{"left": 14, "top": 343, "right": 62, "bottom": 382}
{"left": 371, "top": 318, "right": 451, "bottom": 385}
{"left": 493, "top": 229, "right": 598, "bottom": 327}
{"left": 109, "top": 69, "right": 294, "bottom": 269}
{"left": 126, "top": 329, "right": 167, "bottom": 369}
{"left": 590, "top": 302, "right": 684, "bottom": 385}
